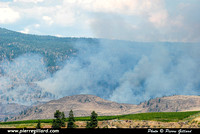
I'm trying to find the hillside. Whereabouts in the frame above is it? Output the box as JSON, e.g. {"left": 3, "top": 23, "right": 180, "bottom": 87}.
{"left": 0, "top": 103, "right": 28, "bottom": 121}
{"left": 141, "top": 95, "right": 200, "bottom": 112}
{"left": 0, "top": 27, "right": 98, "bottom": 72}
{"left": 1, "top": 27, "right": 200, "bottom": 122}
{"left": 13, "top": 95, "right": 200, "bottom": 121}
{"left": 0, "top": 27, "right": 98, "bottom": 106}
{"left": 14, "top": 95, "right": 142, "bottom": 120}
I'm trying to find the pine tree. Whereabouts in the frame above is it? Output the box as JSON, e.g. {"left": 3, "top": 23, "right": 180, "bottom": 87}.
{"left": 61, "top": 112, "right": 66, "bottom": 127}
{"left": 52, "top": 110, "right": 66, "bottom": 128}
{"left": 54, "top": 110, "right": 61, "bottom": 119}
{"left": 52, "top": 119, "right": 60, "bottom": 128}
{"left": 36, "top": 120, "right": 41, "bottom": 129}
{"left": 67, "top": 110, "right": 75, "bottom": 128}
{"left": 90, "top": 111, "right": 98, "bottom": 128}
{"left": 86, "top": 111, "right": 98, "bottom": 128}
{"left": 86, "top": 121, "right": 91, "bottom": 128}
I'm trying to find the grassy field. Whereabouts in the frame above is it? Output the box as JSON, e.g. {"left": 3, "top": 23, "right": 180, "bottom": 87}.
{"left": 119, "top": 111, "right": 200, "bottom": 122}
{"left": 0, "top": 116, "right": 118, "bottom": 125}
{"left": 0, "top": 111, "right": 199, "bottom": 126}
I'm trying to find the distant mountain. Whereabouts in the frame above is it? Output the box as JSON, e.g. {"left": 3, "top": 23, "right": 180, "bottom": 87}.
{"left": 13, "top": 95, "right": 200, "bottom": 121}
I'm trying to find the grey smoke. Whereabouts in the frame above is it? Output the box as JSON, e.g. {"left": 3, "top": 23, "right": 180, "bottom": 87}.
{"left": 1, "top": 42, "right": 200, "bottom": 105}
{"left": 1, "top": 54, "right": 49, "bottom": 83}
{"left": 37, "top": 41, "right": 200, "bottom": 104}
{"left": 0, "top": 54, "right": 54, "bottom": 105}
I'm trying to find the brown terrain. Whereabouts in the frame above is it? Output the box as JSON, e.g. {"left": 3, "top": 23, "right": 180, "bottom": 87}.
{"left": 141, "top": 95, "right": 200, "bottom": 112}
{"left": 13, "top": 94, "right": 200, "bottom": 121}
{"left": 15, "top": 95, "right": 142, "bottom": 120}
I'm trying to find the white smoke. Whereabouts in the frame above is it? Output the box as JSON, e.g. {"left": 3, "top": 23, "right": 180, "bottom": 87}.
{"left": 1, "top": 54, "right": 49, "bottom": 82}
{"left": 110, "top": 44, "right": 200, "bottom": 103}
{"left": 0, "top": 53, "right": 54, "bottom": 105}
{"left": 37, "top": 41, "right": 200, "bottom": 104}
{"left": 1, "top": 41, "right": 199, "bottom": 105}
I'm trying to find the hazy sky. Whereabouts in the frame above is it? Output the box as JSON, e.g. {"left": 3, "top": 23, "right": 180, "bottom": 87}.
{"left": 0, "top": 0, "right": 200, "bottom": 42}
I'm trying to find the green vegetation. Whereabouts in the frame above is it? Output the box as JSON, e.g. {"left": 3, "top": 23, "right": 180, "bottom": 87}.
{"left": 36, "top": 120, "right": 41, "bottom": 129}
{"left": 52, "top": 110, "right": 66, "bottom": 128}
{"left": 0, "top": 119, "right": 53, "bottom": 125}
{"left": 86, "top": 111, "right": 98, "bottom": 128}
{"left": 67, "top": 110, "right": 75, "bottom": 128}
{"left": 119, "top": 111, "right": 200, "bottom": 122}
{"left": 0, "top": 27, "right": 99, "bottom": 72}
{"left": 182, "top": 112, "right": 200, "bottom": 122}
{"left": 68, "top": 115, "right": 117, "bottom": 121}
{"left": 1, "top": 111, "right": 199, "bottom": 125}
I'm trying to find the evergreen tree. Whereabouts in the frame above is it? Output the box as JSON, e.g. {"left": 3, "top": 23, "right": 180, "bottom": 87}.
{"left": 86, "top": 111, "right": 98, "bottom": 128}
{"left": 61, "top": 112, "right": 66, "bottom": 127}
{"left": 52, "top": 119, "right": 61, "bottom": 128}
{"left": 90, "top": 111, "right": 98, "bottom": 128}
{"left": 36, "top": 120, "right": 41, "bottom": 129}
{"left": 67, "top": 110, "right": 75, "bottom": 128}
{"left": 54, "top": 110, "right": 61, "bottom": 119}
{"left": 86, "top": 121, "right": 91, "bottom": 128}
{"left": 52, "top": 110, "right": 66, "bottom": 128}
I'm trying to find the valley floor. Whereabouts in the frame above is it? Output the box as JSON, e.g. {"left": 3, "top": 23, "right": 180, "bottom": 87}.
{"left": 1, "top": 111, "right": 200, "bottom": 128}
{"left": 1, "top": 119, "right": 200, "bottom": 128}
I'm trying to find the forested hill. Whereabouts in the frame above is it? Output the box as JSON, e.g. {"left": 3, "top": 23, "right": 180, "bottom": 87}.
{"left": 0, "top": 27, "right": 98, "bottom": 72}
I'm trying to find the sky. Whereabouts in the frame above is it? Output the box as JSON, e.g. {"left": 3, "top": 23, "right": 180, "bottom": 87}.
{"left": 0, "top": 0, "right": 200, "bottom": 42}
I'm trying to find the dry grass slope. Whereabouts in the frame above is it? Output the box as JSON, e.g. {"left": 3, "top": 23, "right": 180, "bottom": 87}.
{"left": 12, "top": 95, "right": 200, "bottom": 121}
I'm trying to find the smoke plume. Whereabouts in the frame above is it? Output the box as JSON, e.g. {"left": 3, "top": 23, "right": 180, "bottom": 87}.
{"left": 1, "top": 41, "right": 200, "bottom": 105}
{"left": 0, "top": 54, "right": 54, "bottom": 105}
{"left": 37, "top": 41, "right": 200, "bottom": 104}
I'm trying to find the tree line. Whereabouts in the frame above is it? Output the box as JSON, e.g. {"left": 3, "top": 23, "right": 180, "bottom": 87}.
{"left": 36, "top": 110, "right": 98, "bottom": 128}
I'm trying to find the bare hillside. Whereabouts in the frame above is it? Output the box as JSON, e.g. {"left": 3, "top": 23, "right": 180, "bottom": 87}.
{"left": 13, "top": 95, "right": 200, "bottom": 121}
{"left": 15, "top": 95, "right": 143, "bottom": 120}
{"left": 141, "top": 95, "right": 200, "bottom": 112}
